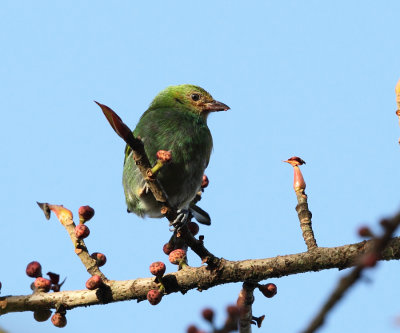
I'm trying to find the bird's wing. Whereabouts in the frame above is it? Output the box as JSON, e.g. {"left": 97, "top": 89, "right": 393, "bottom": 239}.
{"left": 123, "top": 143, "right": 132, "bottom": 165}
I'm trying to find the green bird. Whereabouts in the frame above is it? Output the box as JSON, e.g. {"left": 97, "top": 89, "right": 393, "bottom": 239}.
{"left": 122, "top": 84, "right": 229, "bottom": 227}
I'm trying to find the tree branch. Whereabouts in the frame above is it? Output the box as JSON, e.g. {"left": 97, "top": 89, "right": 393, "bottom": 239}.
{"left": 2, "top": 236, "right": 400, "bottom": 315}
{"left": 36, "top": 203, "right": 107, "bottom": 281}
{"left": 237, "top": 282, "right": 256, "bottom": 333}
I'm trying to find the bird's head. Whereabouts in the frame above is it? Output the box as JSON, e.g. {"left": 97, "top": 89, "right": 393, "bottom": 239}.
{"left": 148, "top": 84, "right": 230, "bottom": 118}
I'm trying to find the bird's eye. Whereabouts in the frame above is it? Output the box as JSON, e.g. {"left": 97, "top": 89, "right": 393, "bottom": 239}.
{"left": 191, "top": 93, "right": 200, "bottom": 101}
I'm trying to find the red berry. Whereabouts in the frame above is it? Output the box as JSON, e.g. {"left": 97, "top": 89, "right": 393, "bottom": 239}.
{"left": 149, "top": 262, "right": 166, "bottom": 277}
{"left": 34, "top": 277, "right": 51, "bottom": 292}
{"left": 201, "top": 174, "right": 209, "bottom": 188}
{"left": 26, "top": 261, "right": 42, "bottom": 278}
{"left": 78, "top": 205, "right": 95, "bottom": 223}
{"left": 75, "top": 224, "right": 90, "bottom": 239}
{"left": 51, "top": 313, "right": 67, "bottom": 328}
{"left": 361, "top": 253, "right": 378, "bottom": 267}
{"left": 188, "top": 222, "right": 199, "bottom": 236}
{"left": 86, "top": 275, "right": 102, "bottom": 290}
{"left": 147, "top": 289, "right": 163, "bottom": 305}
{"left": 90, "top": 252, "right": 107, "bottom": 267}
{"left": 163, "top": 243, "right": 174, "bottom": 255}
{"left": 226, "top": 305, "right": 240, "bottom": 319}
{"left": 259, "top": 283, "right": 277, "bottom": 298}
{"left": 358, "top": 226, "right": 373, "bottom": 238}
{"left": 33, "top": 309, "right": 52, "bottom": 322}
{"left": 169, "top": 249, "right": 186, "bottom": 265}
{"left": 156, "top": 150, "right": 172, "bottom": 162}
{"left": 380, "top": 219, "right": 391, "bottom": 228}
{"left": 202, "top": 308, "right": 214, "bottom": 323}
{"left": 187, "top": 325, "right": 199, "bottom": 333}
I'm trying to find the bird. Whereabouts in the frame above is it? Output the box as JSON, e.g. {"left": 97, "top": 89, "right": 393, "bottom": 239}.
{"left": 122, "top": 84, "right": 229, "bottom": 227}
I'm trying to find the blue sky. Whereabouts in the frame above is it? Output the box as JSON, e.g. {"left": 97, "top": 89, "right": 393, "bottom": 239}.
{"left": 1, "top": 1, "right": 400, "bottom": 332}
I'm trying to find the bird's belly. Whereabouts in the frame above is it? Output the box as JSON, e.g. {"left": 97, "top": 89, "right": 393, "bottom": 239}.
{"left": 123, "top": 153, "right": 206, "bottom": 218}
{"left": 158, "top": 161, "right": 204, "bottom": 209}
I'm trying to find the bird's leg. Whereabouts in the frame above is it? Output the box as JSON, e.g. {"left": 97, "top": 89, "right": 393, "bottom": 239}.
{"left": 169, "top": 209, "right": 190, "bottom": 231}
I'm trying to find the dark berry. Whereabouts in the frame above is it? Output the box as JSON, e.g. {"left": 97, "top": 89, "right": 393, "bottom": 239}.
{"left": 26, "top": 261, "right": 42, "bottom": 278}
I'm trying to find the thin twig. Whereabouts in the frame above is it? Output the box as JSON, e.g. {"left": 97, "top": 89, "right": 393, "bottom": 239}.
{"left": 37, "top": 203, "right": 107, "bottom": 281}
{"left": 284, "top": 157, "right": 318, "bottom": 250}
{"left": 295, "top": 191, "right": 317, "bottom": 250}
{"left": 237, "top": 282, "right": 257, "bottom": 333}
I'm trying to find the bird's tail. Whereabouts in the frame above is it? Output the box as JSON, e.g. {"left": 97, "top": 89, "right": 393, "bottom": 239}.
{"left": 189, "top": 203, "right": 211, "bottom": 225}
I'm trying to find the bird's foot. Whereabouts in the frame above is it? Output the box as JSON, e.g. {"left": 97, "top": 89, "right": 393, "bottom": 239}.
{"left": 169, "top": 209, "right": 190, "bottom": 231}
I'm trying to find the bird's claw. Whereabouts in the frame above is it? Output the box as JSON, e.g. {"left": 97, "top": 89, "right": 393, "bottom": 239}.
{"left": 169, "top": 209, "right": 190, "bottom": 232}
{"left": 138, "top": 183, "right": 150, "bottom": 197}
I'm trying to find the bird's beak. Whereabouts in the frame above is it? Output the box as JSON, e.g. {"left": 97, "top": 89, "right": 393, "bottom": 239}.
{"left": 203, "top": 100, "right": 230, "bottom": 112}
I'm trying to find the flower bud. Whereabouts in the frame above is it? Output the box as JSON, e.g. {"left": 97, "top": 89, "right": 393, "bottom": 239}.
{"left": 259, "top": 283, "right": 277, "bottom": 298}
{"left": 34, "top": 277, "right": 51, "bottom": 292}
{"left": 156, "top": 150, "right": 172, "bottom": 163}
{"left": 169, "top": 249, "right": 186, "bottom": 265}
{"left": 186, "top": 325, "right": 200, "bottom": 333}
{"left": 284, "top": 157, "right": 306, "bottom": 192}
{"left": 86, "top": 275, "right": 102, "bottom": 290}
{"left": 201, "top": 308, "right": 214, "bottom": 323}
{"left": 90, "top": 252, "right": 107, "bottom": 267}
{"left": 188, "top": 221, "right": 199, "bottom": 236}
{"left": 34, "top": 309, "right": 52, "bottom": 322}
{"left": 293, "top": 166, "right": 306, "bottom": 192}
{"left": 361, "top": 253, "right": 378, "bottom": 268}
{"left": 149, "top": 262, "right": 166, "bottom": 277}
{"left": 226, "top": 305, "right": 240, "bottom": 319}
{"left": 187, "top": 325, "right": 199, "bottom": 333}
{"left": 51, "top": 313, "right": 67, "bottom": 328}
{"left": 78, "top": 205, "right": 95, "bottom": 223}
{"left": 147, "top": 289, "right": 163, "bottom": 305}
{"left": 163, "top": 242, "right": 174, "bottom": 255}
{"left": 358, "top": 226, "right": 374, "bottom": 238}
{"left": 75, "top": 224, "right": 90, "bottom": 239}
{"left": 201, "top": 175, "right": 209, "bottom": 189}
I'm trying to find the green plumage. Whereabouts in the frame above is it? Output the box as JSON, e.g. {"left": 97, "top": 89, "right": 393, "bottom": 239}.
{"left": 122, "top": 84, "right": 229, "bottom": 223}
